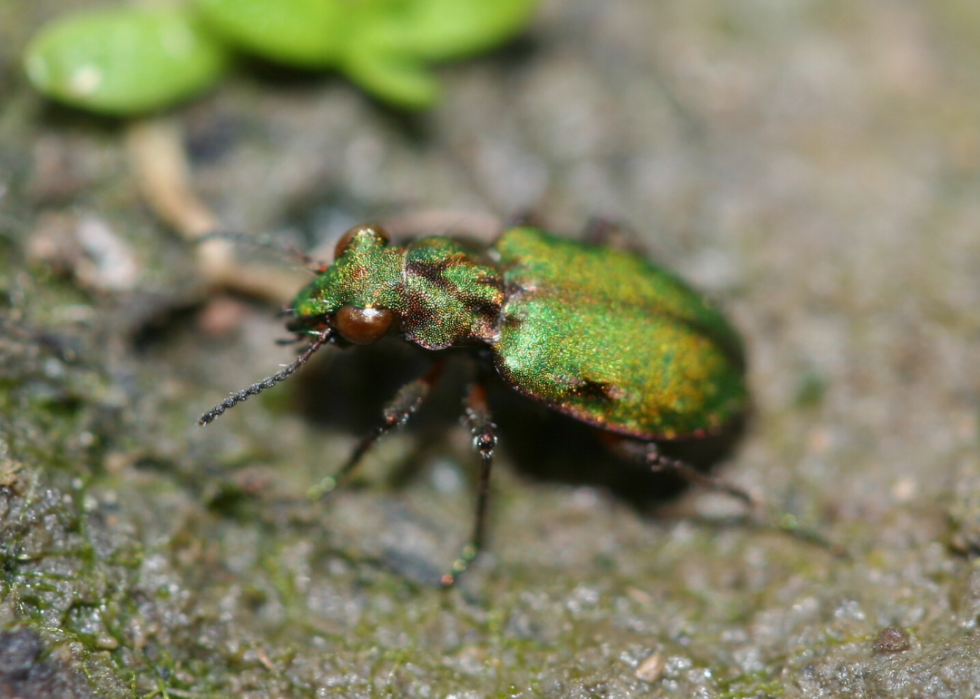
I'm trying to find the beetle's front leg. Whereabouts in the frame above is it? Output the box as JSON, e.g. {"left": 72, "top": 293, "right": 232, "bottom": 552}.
{"left": 603, "top": 436, "right": 757, "bottom": 509}
{"left": 308, "top": 360, "right": 445, "bottom": 499}
{"left": 440, "top": 380, "right": 497, "bottom": 587}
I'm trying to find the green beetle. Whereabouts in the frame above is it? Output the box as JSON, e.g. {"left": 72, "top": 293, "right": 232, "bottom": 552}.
{"left": 200, "top": 222, "right": 748, "bottom": 585}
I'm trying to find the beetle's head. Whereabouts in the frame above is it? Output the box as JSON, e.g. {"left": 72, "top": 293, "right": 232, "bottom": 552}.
{"left": 286, "top": 223, "right": 403, "bottom": 345}
{"left": 199, "top": 224, "right": 403, "bottom": 426}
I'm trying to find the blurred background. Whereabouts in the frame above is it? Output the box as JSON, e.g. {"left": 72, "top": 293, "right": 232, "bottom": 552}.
{"left": 2, "top": 1, "right": 980, "bottom": 697}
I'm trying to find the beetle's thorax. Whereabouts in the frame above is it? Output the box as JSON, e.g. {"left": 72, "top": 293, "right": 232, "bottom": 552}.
{"left": 291, "top": 230, "right": 504, "bottom": 350}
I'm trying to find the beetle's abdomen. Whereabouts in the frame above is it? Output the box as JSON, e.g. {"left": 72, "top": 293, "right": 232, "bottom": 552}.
{"left": 492, "top": 227, "right": 747, "bottom": 440}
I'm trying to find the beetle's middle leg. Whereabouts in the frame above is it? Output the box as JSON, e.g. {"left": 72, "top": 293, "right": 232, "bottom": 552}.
{"left": 603, "top": 435, "right": 757, "bottom": 509}
{"left": 309, "top": 359, "right": 446, "bottom": 498}
{"left": 440, "top": 379, "right": 497, "bottom": 587}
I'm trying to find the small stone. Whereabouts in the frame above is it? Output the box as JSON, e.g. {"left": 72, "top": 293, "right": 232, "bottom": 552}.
{"left": 873, "top": 626, "right": 911, "bottom": 655}
{"left": 635, "top": 651, "right": 665, "bottom": 683}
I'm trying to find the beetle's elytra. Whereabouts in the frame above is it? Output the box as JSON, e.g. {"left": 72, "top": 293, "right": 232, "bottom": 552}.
{"left": 200, "top": 221, "right": 748, "bottom": 586}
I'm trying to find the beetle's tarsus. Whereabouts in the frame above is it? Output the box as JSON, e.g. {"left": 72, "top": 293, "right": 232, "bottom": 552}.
{"left": 767, "top": 506, "right": 848, "bottom": 557}
{"left": 441, "top": 380, "right": 497, "bottom": 588}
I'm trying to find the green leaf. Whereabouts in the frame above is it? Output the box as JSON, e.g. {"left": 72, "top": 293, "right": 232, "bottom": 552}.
{"left": 403, "top": 0, "right": 540, "bottom": 61}
{"left": 342, "top": 42, "right": 439, "bottom": 110}
{"left": 339, "top": 0, "right": 539, "bottom": 108}
{"left": 193, "top": 0, "right": 348, "bottom": 68}
{"left": 354, "top": 0, "right": 539, "bottom": 62}
{"left": 24, "top": 6, "right": 229, "bottom": 116}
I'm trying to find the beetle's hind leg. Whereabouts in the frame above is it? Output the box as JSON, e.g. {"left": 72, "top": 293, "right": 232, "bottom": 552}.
{"left": 582, "top": 218, "right": 649, "bottom": 256}
{"left": 440, "top": 380, "right": 497, "bottom": 587}
{"left": 605, "top": 436, "right": 757, "bottom": 510}
{"left": 308, "top": 360, "right": 446, "bottom": 499}
{"left": 647, "top": 445, "right": 756, "bottom": 509}
{"left": 609, "top": 437, "right": 846, "bottom": 555}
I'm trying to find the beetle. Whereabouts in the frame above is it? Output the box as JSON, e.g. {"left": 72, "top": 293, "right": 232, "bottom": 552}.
{"left": 200, "top": 221, "right": 749, "bottom": 586}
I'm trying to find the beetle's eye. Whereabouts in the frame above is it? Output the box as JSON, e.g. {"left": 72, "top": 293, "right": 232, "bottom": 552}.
{"left": 334, "top": 305, "right": 395, "bottom": 345}
{"left": 334, "top": 224, "right": 392, "bottom": 259}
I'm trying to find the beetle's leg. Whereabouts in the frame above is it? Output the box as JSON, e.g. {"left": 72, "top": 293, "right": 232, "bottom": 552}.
{"left": 582, "top": 218, "right": 649, "bottom": 256}
{"left": 604, "top": 436, "right": 756, "bottom": 509}
{"left": 506, "top": 211, "right": 545, "bottom": 229}
{"left": 614, "top": 438, "right": 845, "bottom": 554}
{"left": 646, "top": 445, "right": 756, "bottom": 508}
{"left": 308, "top": 360, "right": 446, "bottom": 499}
{"left": 440, "top": 380, "right": 497, "bottom": 587}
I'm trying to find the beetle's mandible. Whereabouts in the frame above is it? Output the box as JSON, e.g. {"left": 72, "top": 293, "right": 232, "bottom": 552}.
{"left": 200, "top": 221, "right": 749, "bottom": 586}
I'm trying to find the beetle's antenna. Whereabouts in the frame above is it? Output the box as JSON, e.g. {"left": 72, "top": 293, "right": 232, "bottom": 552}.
{"left": 198, "top": 330, "right": 331, "bottom": 426}
{"left": 197, "top": 230, "right": 327, "bottom": 272}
